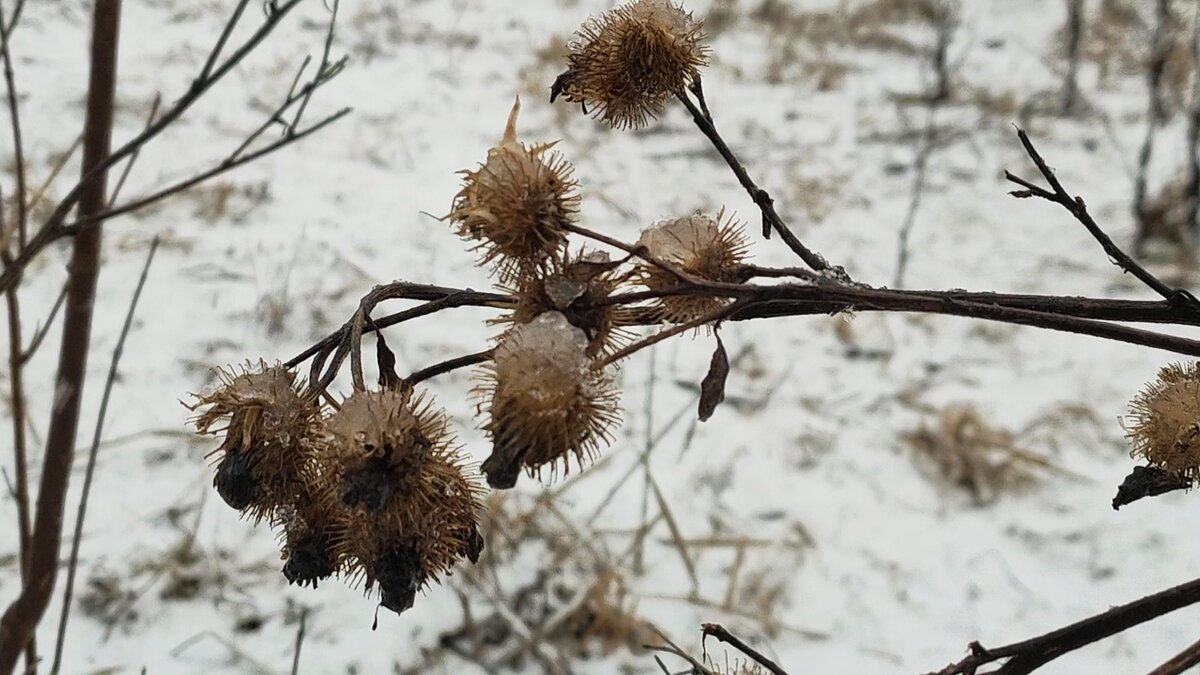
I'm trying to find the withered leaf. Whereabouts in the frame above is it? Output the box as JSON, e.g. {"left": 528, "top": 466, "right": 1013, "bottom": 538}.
{"left": 698, "top": 332, "right": 729, "bottom": 422}
{"left": 373, "top": 323, "right": 401, "bottom": 391}
{"left": 1112, "top": 464, "right": 1192, "bottom": 510}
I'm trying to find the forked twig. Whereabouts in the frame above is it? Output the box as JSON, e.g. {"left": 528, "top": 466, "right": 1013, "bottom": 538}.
{"left": 1005, "top": 127, "right": 1195, "bottom": 307}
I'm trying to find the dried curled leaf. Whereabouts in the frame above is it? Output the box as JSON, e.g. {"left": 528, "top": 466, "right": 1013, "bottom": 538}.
{"left": 698, "top": 332, "right": 729, "bottom": 421}
{"left": 1112, "top": 464, "right": 1192, "bottom": 510}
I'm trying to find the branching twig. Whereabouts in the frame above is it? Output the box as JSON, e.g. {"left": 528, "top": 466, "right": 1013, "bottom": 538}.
{"left": 1006, "top": 127, "right": 1192, "bottom": 305}
{"left": 0, "top": 0, "right": 342, "bottom": 295}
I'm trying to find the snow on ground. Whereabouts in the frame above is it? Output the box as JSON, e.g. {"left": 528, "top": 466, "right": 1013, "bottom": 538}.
{"left": 3, "top": 0, "right": 1200, "bottom": 673}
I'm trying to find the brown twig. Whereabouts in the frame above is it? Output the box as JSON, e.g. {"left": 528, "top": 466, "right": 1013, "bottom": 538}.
{"left": 0, "top": 0, "right": 26, "bottom": 249}
{"left": 1186, "top": 0, "right": 1200, "bottom": 233}
{"left": 1146, "top": 635, "right": 1200, "bottom": 675}
{"left": 1006, "top": 127, "right": 1193, "bottom": 306}
{"left": 0, "top": 0, "right": 333, "bottom": 296}
{"left": 0, "top": 193, "right": 33, "bottom": 674}
{"left": 19, "top": 284, "right": 65, "bottom": 365}
{"left": 49, "top": 237, "right": 159, "bottom": 675}
{"left": 928, "top": 574, "right": 1200, "bottom": 675}
{"left": 0, "top": 0, "right": 121, "bottom": 670}
{"left": 1133, "top": 0, "right": 1174, "bottom": 254}
{"left": 675, "top": 85, "right": 842, "bottom": 277}
{"left": 405, "top": 350, "right": 493, "bottom": 387}
{"left": 290, "top": 607, "right": 308, "bottom": 675}
{"left": 701, "top": 623, "right": 790, "bottom": 675}
{"left": 647, "top": 628, "right": 717, "bottom": 675}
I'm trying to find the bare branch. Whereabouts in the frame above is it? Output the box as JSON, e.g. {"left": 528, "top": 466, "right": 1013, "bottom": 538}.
{"left": 701, "top": 623, "right": 790, "bottom": 675}
{"left": 674, "top": 86, "right": 842, "bottom": 277}
{"left": 927, "top": 575, "right": 1200, "bottom": 675}
{"left": 50, "top": 237, "right": 159, "bottom": 675}
{"left": 1006, "top": 127, "right": 1193, "bottom": 306}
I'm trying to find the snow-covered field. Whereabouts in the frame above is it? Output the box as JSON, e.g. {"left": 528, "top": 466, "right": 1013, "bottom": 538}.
{"left": 4, "top": 0, "right": 1200, "bottom": 673}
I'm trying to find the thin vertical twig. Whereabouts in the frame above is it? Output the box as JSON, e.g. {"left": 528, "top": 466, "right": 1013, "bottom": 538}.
{"left": 289, "top": 608, "right": 308, "bottom": 675}
{"left": 896, "top": 2, "right": 956, "bottom": 287}
{"left": 0, "top": 0, "right": 28, "bottom": 248}
{"left": 1134, "top": 0, "right": 1174, "bottom": 253}
{"left": 0, "top": 192, "right": 34, "bottom": 675}
{"left": 1062, "top": 0, "right": 1085, "bottom": 114}
{"left": 0, "top": 5, "right": 32, "bottom": 672}
{"left": 0, "top": 1, "right": 122, "bottom": 670}
{"left": 49, "top": 237, "right": 159, "bottom": 675}
{"left": 1184, "top": 0, "right": 1200, "bottom": 234}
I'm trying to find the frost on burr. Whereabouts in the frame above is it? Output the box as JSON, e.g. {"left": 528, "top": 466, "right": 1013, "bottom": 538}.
{"left": 636, "top": 212, "right": 748, "bottom": 325}
{"left": 478, "top": 312, "right": 621, "bottom": 488}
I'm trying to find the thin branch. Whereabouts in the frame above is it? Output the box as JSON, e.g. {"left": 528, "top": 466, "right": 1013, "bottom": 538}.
{"left": 599, "top": 301, "right": 743, "bottom": 368}
{"left": 1007, "top": 127, "right": 1191, "bottom": 305}
{"left": 928, "top": 574, "right": 1200, "bottom": 675}
{"left": 50, "top": 237, "right": 159, "bottom": 675}
{"left": 404, "top": 350, "right": 493, "bottom": 387}
{"left": 197, "top": 0, "right": 250, "bottom": 82}
{"left": 0, "top": 189, "right": 33, "bottom": 674}
{"left": 1146, "top": 636, "right": 1200, "bottom": 675}
{"left": 1133, "top": 0, "right": 1174, "bottom": 253}
{"left": 0, "top": 0, "right": 122, "bottom": 670}
{"left": 0, "top": 0, "right": 27, "bottom": 249}
{"left": 62, "top": 107, "right": 351, "bottom": 233}
{"left": 1186, "top": 0, "right": 1200, "bottom": 233}
{"left": 284, "top": 284, "right": 512, "bottom": 370}
{"left": 675, "top": 86, "right": 841, "bottom": 276}
{"left": 19, "top": 283, "right": 66, "bottom": 365}
{"left": 289, "top": 0, "right": 340, "bottom": 132}
{"left": 289, "top": 607, "right": 307, "bottom": 675}
{"left": 106, "top": 94, "right": 162, "bottom": 206}
{"left": 0, "top": 0, "right": 24, "bottom": 49}
{"left": 0, "top": 0, "right": 314, "bottom": 295}
{"left": 647, "top": 628, "right": 717, "bottom": 675}
{"left": 701, "top": 623, "right": 790, "bottom": 675}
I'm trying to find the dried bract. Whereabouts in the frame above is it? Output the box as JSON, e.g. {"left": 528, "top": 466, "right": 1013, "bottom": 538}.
{"left": 477, "top": 312, "right": 621, "bottom": 488}
{"left": 277, "top": 487, "right": 342, "bottom": 589}
{"left": 1127, "top": 362, "right": 1200, "bottom": 481}
{"left": 636, "top": 211, "right": 748, "bottom": 325}
{"left": 496, "top": 248, "right": 633, "bottom": 357}
{"left": 556, "top": 0, "right": 709, "bottom": 129}
{"left": 449, "top": 97, "right": 580, "bottom": 280}
{"left": 317, "top": 389, "right": 485, "bottom": 614}
{"left": 189, "top": 362, "right": 322, "bottom": 521}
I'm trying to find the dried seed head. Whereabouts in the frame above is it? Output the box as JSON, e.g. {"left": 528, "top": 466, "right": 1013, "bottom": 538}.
{"left": 189, "top": 362, "right": 322, "bottom": 521}
{"left": 557, "top": 0, "right": 709, "bottom": 129}
{"left": 495, "top": 248, "right": 634, "bottom": 357}
{"left": 1127, "top": 362, "right": 1200, "bottom": 480}
{"left": 317, "top": 389, "right": 485, "bottom": 613}
{"left": 635, "top": 211, "right": 748, "bottom": 325}
{"left": 277, "top": 485, "right": 342, "bottom": 589}
{"left": 477, "top": 312, "right": 622, "bottom": 488}
{"left": 449, "top": 97, "right": 580, "bottom": 281}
